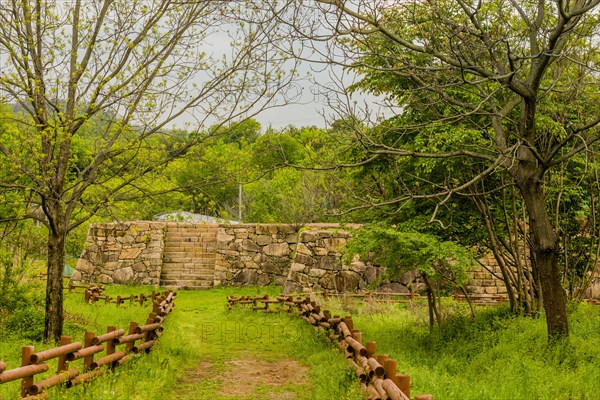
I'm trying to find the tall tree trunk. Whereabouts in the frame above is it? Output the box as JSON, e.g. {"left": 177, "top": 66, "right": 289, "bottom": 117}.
{"left": 520, "top": 183, "right": 569, "bottom": 339}
{"left": 44, "top": 216, "right": 67, "bottom": 342}
{"left": 510, "top": 97, "right": 569, "bottom": 339}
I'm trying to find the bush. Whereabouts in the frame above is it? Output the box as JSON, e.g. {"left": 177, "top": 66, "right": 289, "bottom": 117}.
{"left": 4, "top": 305, "right": 45, "bottom": 341}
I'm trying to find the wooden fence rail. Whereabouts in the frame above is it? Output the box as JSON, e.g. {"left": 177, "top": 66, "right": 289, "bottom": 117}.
{"left": 228, "top": 294, "right": 433, "bottom": 400}
{"left": 66, "top": 283, "right": 164, "bottom": 307}
{"left": 0, "top": 290, "right": 176, "bottom": 399}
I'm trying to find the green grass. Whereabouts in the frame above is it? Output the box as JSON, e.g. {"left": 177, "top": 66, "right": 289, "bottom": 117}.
{"left": 0, "top": 285, "right": 360, "bottom": 400}
{"left": 2, "top": 287, "right": 599, "bottom": 399}
{"left": 320, "top": 296, "right": 600, "bottom": 400}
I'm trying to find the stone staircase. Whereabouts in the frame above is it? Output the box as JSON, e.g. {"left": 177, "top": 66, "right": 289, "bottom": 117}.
{"left": 159, "top": 223, "right": 218, "bottom": 290}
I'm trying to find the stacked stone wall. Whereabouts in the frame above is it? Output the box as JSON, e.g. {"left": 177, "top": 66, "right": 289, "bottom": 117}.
{"left": 73, "top": 222, "right": 164, "bottom": 285}
{"left": 284, "top": 229, "right": 382, "bottom": 293}
{"left": 214, "top": 224, "right": 299, "bottom": 287}
{"left": 465, "top": 253, "right": 509, "bottom": 295}
{"left": 73, "top": 221, "right": 600, "bottom": 298}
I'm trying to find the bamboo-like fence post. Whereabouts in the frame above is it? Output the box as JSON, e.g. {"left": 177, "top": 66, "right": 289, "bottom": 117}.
{"left": 125, "top": 322, "right": 139, "bottom": 353}
{"left": 106, "top": 326, "right": 116, "bottom": 356}
{"left": 83, "top": 331, "right": 95, "bottom": 372}
{"left": 20, "top": 346, "right": 34, "bottom": 398}
{"left": 395, "top": 374, "right": 410, "bottom": 398}
{"left": 57, "top": 337, "right": 71, "bottom": 373}
{"left": 366, "top": 341, "right": 377, "bottom": 358}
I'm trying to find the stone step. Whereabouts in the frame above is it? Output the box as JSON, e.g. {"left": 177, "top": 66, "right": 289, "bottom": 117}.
{"left": 165, "top": 227, "right": 218, "bottom": 234}
{"left": 161, "top": 276, "right": 214, "bottom": 282}
{"left": 161, "top": 267, "right": 214, "bottom": 273}
{"left": 161, "top": 284, "right": 213, "bottom": 290}
{"left": 162, "top": 261, "right": 215, "bottom": 268}
{"left": 160, "top": 276, "right": 214, "bottom": 285}
{"left": 164, "top": 232, "right": 217, "bottom": 238}
{"left": 163, "top": 239, "right": 217, "bottom": 245}
{"left": 165, "top": 237, "right": 217, "bottom": 246}
{"left": 160, "top": 278, "right": 213, "bottom": 286}
{"left": 163, "top": 245, "right": 217, "bottom": 253}
{"left": 162, "top": 257, "right": 217, "bottom": 264}
{"left": 162, "top": 251, "right": 216, "bottom": 258}
{"left": 161, "top": 269, "right": 215, "bottom": 275}
{"left": 162, "top": 261, "right": 215, "bottom": 267}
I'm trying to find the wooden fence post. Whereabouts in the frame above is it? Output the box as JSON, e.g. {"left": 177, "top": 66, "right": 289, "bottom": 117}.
{"left": 57, "top": 337, "right": 71, "bottom": 373}
{"left": 106, "top": 326, "right": 116, "bottom": 356}
{"left": 20, "top": 346, "right": 34, "bottom": 398}
{"left": 83, "top": 331, "right": 95, "bottom": 372}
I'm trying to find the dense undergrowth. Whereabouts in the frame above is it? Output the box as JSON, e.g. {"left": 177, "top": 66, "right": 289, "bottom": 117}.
{"left": 320, "top": 296, "right": 600, "bottom": 400}
{"left": 1, "top": 285, "right": 599, "bottom": 399}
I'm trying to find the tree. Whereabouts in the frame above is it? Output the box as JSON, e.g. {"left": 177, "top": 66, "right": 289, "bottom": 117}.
{"left": 345, "top": 225, "right": 473, "bottom": 329}
{"left": 0, "top": 0, "right": 296, "bottom": 341}
{"left": 278, "top": 0, "right": 600, "bottom": 339}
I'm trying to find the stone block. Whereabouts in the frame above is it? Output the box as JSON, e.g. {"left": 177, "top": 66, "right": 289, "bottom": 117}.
{"left": 217, "top": 232, "right": 235, "bottom": 242}
{"left": 142, "top": 252, "right": 161, "bottom": 260}
{"left": 314, "top": 247, "right": 329, "bottom": 256}
{"left": 132, "top": 262, "right": 147, "bottom": 272}
{"left": 119, "top": 247, "right": 142, "bottom": 260}
{"left": 300, "top": 231, "right": 318, "bottom": 242}
{"left": 70, "top": 270, "right": 82, "bottom": 281}
{"left": 335, "top": 271, "right": 360, "bottom": 292}
{"left": 76, "top": 258, "right": 95, "bottom": 274}
{"left": 376, "top": 282, "right": 409, "bottom": 293}
{"left": 295, "top": 243, "right": 312, "bottom": 256}
{"left": 290, "top": 263, "right": 306, "bottom": 272}
{"left": 98, "top": 274, "right": 114, "bottom": 284}
{"left": 318, "top": 273, "right": 336, "bottom": 290}
{"left": 255, "top": 235, "right": 272, "bottom": 246}
{"left": 293, "top": 253, "right": 313, "bottom": 266}
{"left": 263, "top": 260, "right": 287, "bottom": 275}
{"left": 324, "top": 237, "right": 347, "bottom": 253}
{"left": 264, "top": 243, "right": 290, "bottom": 257}
{"left": 245, "top": 261, "right": 259, "bottom": 269}
{"left": 257, "top": 273, "right": 271, "bottom": 286}
{"left": 233, "top": 269, "right": 258, "bottom": 285}
{"left": 364, "top": 266, "right": 382, "bottom": 284}
{"left": 286, "top": 234, "right": 298, "bottom": 243}
{"left": 114, "top": 267, "right": 134, "bottom": 283}
{"left": 256, "top": 224, "right": 278, "bottom": 235}
{"left": 243, "top": 239, "right": 263, "bottom": 252}
{"left": 228, "top": 242, "right": 241, "bottom": 251}
{"left": 318, "top": 255, "right": 340, "bottom": 270}
{"left": 308, "top": 268, "right": 327, "bottom": 278}
{"left": 103, "top": 261, "right": 121, "bottom": 271}
{"left": 350, "top": 260, "right": 366, "bottom": 273}
{"left": 400, "top": 269, "right": 420, "bottom": 286}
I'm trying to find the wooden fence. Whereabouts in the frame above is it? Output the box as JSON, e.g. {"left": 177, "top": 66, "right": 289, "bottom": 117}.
{"left": 228, "top": 294, "right": 433, "bottom": 400}
{"left": 0, "top": 289, "right": 176, "bottom": 399}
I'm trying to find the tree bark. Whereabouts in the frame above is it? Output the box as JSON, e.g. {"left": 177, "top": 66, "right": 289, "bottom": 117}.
{"left": 519, "top": 183, "right": 569, "bottom": 338}
{"left": 44, "top": 216, "right": 67, "bottom": 343}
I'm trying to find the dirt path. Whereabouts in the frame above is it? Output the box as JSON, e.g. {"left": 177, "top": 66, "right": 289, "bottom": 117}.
{"left": 175, "top": 353, "right": 309, "bottom": 399}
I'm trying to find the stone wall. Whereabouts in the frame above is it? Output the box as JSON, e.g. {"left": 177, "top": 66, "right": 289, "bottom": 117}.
{"left": 214, "top": 224, "right": 299, "bottom": 287}
{"left": 73, "top": 222, "right": 164, "bottom": 285}
{"left": 73, "top": 221, "right": 600, "bottom": 299}
{"left": 283, "top": 229, "right": 380, "bottom": 293}
{"left": 465, "top": 253, "right": 509, "bottom": 295}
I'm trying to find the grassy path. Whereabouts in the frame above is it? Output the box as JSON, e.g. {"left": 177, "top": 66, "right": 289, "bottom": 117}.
{"left": 1, "top": 286, "right": 360, "bottom": 400}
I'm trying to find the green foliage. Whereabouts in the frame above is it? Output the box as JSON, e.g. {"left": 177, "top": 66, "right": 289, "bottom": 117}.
{"left": 324, "top": 298, "right": 600, "bottom": 400}
{"left": 245, "top": 168, "right": 332, "bottom": 223}
{"left": 344, "top": 224, "right": 471, "bottom": 284}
